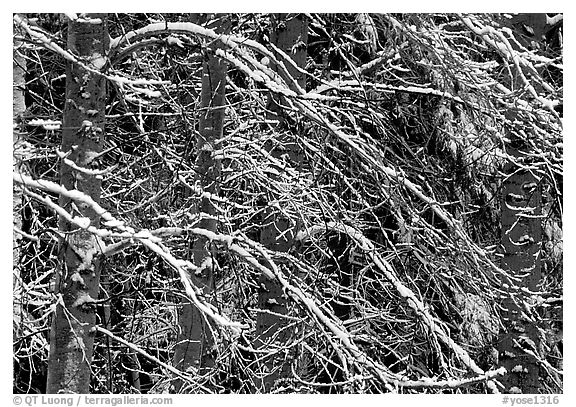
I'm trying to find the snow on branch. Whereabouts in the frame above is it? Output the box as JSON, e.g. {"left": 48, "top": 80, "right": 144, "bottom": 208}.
{"left": 302, "top": 222, "right": 502, "bottom": 393}
{"left": 13, "top": 171, "right": 246, "bottom": 333}
{"left": 95, "top": 326, "right": 210, "bottom": 390}
{"left": 13, "top": 14, "right": 169, "bottom": 95}
{"left": 109, "top": 20, "right": 306, "bottom": 98}
{"left": 458, "top": 14, "right": 561, "bottom": 118}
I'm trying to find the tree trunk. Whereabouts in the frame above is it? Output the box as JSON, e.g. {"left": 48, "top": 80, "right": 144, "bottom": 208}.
{"left": 173, "top": 14, "right": 228, "bottom": 392}
{"left": 46, "top": 14, "right": 109, "bottom": 394}
{"left": 498, "top": 147, "right": 542, "bottom": 393}
{"left": 13, "top": 14, "right": 27, "bottom": 343}
{"left": 255, "top": 13, "right": 308, "bottom": 392}
{"left": 266, "top": 13, "right": 308, "bottom": 120}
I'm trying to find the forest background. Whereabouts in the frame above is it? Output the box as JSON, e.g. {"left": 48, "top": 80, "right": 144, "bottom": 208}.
{"left": 6, "top": 4, "right": 569, "bottom": 399}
